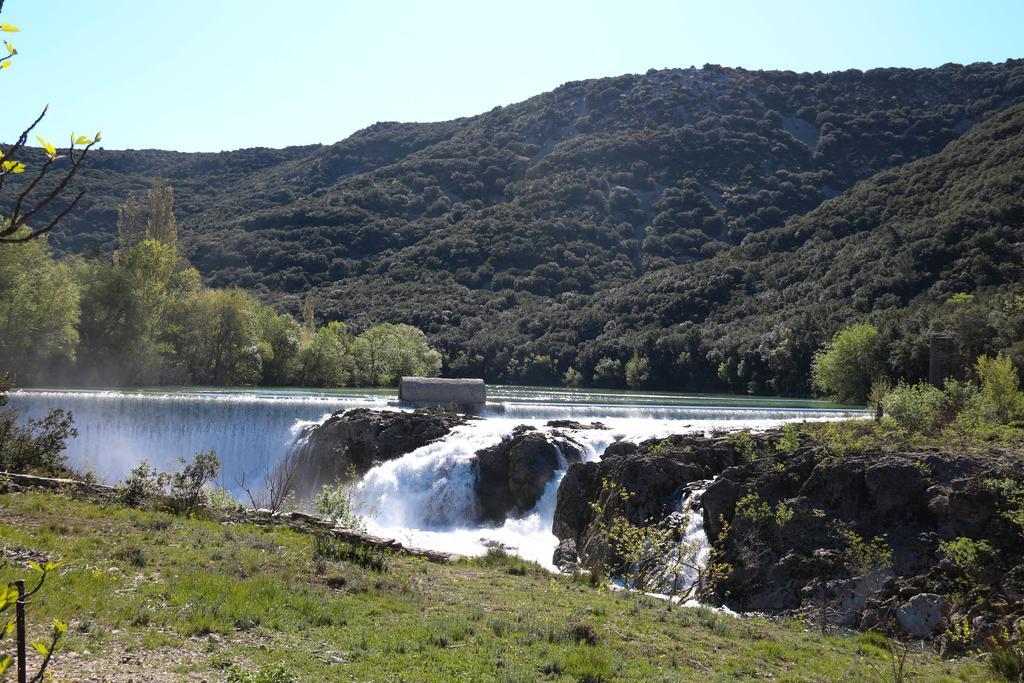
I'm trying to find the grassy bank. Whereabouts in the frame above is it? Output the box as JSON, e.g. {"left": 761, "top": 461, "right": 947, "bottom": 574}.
{"left": 0, "top": 492, "right": 992, "bottom": 682}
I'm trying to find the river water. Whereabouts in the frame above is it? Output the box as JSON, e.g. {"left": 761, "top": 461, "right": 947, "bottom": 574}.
{"left": 9, "top": 386, "right": 862, "bottom": 568}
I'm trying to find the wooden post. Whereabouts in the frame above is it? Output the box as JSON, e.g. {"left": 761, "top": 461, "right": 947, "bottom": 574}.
{"left": 15, "top": 580, "right": 26, "bottom": 683}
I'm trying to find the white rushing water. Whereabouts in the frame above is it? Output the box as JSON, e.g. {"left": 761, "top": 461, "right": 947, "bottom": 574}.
{"left": 8, "top": 388, "right": 392, "bottom": 485}
{"left": 8, "top": 387, "right": 863, "bottom": 569}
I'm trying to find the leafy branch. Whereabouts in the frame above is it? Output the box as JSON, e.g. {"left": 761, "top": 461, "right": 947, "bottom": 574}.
{"left": 0, "top": 3, "right": 100, "bottom": 244}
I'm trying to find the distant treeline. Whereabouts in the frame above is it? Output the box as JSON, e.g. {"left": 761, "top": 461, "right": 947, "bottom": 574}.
{"left": 0, "top": 185, "right": 440, "bottom": 388}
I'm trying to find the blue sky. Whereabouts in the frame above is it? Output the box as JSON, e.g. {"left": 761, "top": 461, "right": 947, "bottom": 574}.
{"left": 3, "top": 0, "right": 1022, "bottom": 152}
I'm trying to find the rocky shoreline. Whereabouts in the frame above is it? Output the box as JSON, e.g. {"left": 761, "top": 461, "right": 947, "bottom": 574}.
{"left": 288, "top": 409, "right": 1024, "bottom": 650}
{"left": 552, "top": 427, "right": 1024, "bottom": 652}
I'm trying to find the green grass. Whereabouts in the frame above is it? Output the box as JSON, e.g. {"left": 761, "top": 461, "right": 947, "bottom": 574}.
{"left": 0, "top": 492, "right": 996, "bottom": 681}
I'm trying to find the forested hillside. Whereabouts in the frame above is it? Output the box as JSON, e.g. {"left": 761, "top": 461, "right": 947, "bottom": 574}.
{"left": 5, "top": 61, "right": 1024, "bottom": 391}
{"left": 566, "top": 103, "right": 1024, "bottom": 393}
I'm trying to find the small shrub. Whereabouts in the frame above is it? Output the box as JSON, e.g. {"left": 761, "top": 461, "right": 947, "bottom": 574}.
{"left": 939, "top": 536, "right": 994, "bottom": 576}
{"left": 882, "top": 381, "right": 946, "bottom": 433}
{"left": 971, "top": 354, "right": 1024, "bottom": 424}
{"left": 115, "top": 543, "right": 148, "bottom": 568}
{"left": 730, "top": 430, "right": 758, "bottom": 462}
{"left": 120, "top": 461, "right": 164, "bottom": 508}
{"left": 839, "top": 528, "right": 893, "bottom": 575}
{"left": 942, "top": 378, "right": 978, "bottom": 416}
{"left": 206, "top": 485, "right": 242, "bottom": 511}
{"left": 169, "top": 449, "right": 221, "bottom": 515}
{"left": 566, "top": 621, "right": 599, "bottom": 645}
{"left": 775, "top": 423, "right": 800, "bottom": 453}
{"left": 0, "top": 400, "right": 77, "bottom": 476}
{"left": 227, "top": 664, "right": 298, "bottom": 683}
{"left": 987, "top": 631, "right": 1024, "bottom": 681}
{"left": 561, "top": 645, "right": 612, "bottom": 683}
{"left": 313, "top": 478, "right": 363, "bottom": 530}
{"left": 648, "top": 439, "right": 674, "bottom": 455}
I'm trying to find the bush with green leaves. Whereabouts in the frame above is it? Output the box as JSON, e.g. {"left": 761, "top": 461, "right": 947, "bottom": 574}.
{"left": 811, "top": 323, "right": 883, "bottom": 404}
{"left": 168, "top": 449, "right": 221, "bottom": 515}
{"left": 313, "top": 479, "right": 363, "bottom": 530}
{"left": 939, "top": 536, "right": 994, "bottom": 580}
{"left": 838, "top": 528, "right": 892, "bottom": 575}
{"left": 227, "top": 663, "right": 297, "bottom": 683}
{"left": 119, "top": 460, "right": 164, "bottom": 508}
{"left": 970, "top": 354, "right": 1024, "bottom": 424}
{"left": 987, "top": 629, "right": 1024, "bottom": 682}
{"left": 624, "top": 353, "right": 650, "bottom": 389}
{"left": 118, "top": 450, "right": 222, "bottom": 515}
{"left": 881, "top": 381, "right": 946, "bottom": 433}
{"left": 591, "top": 357, "right": 623, "bottom": 388}
{"left": 583, "top": 479, "right": 705, "bottom": 599}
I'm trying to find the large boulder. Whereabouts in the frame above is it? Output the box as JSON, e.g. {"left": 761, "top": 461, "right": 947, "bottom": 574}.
{"left": 896, "top": 593, "right": 950, "bottom": 638}
{"left": 701, "top": 475, "right": 742, "bottom": 541}
{"left": 287, "top": 408, "right": 467, "bottom": 499}
{"left": 474, "top": 426, "right": 584, "bottom": 524}
{"left": 551, "top": 461, "right": 602, "bottom": 541}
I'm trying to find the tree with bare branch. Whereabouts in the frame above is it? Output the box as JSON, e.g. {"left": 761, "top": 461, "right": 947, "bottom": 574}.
{"left": 238, "top": 448, "right": 302, "bottom": 514}
{"left": 0, "top": 0, "right": 100, "bottom": 245}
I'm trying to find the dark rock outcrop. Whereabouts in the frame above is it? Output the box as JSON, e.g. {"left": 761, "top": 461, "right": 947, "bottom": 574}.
{"left": 694, "top": 430, "right": 1024, "bottom": 647}
{"left": 545, "top": 420, "right": 609, "bottom": 431}
{"left": 288, "top": 408, "right": 467, "bottom": 499}
{"left": 550, "top": 426, "right": 1024, "bottom": 647}
{"left": 552, "top": 434, "right": 739, "bottom": 568}
{"left": 474, "top": 426, "right": 584, "bottom": 524}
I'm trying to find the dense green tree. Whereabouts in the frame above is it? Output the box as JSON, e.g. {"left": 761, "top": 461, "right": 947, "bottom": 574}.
{"left": 254, "top": 306, "right": 302, "bottom": 386}
{"left": 167, "top": 288, "right": 262, "bottom": 386}
{"left": 75, "top": 239, "right": 199, "bottom": 384}
{"left": 0, "top": 230, "right": 79, "bottom": 381}
{"left": 592, "top": 357, "right": 624, "bottom": 388}
{"left": 811, "top": 323, "right": 883, "bottom": 404}
{"left": 625, "top": 353, "right": 650, "bottom": 389}
{"left": 117, "top": 180, "right": 177, "bottom": 252}
{"left": 972, "top": 354, "right": 1024, "bottom": 423}
{"left": 296, "top": 321, "right": 352, "bottom": 387}
{"left": 352, "top": 323, "right": 441, "bottom": 386}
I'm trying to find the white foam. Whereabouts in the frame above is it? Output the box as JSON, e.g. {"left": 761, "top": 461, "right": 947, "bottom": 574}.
{"left": 8, "top": 388, "right": 862, "bottom": 569}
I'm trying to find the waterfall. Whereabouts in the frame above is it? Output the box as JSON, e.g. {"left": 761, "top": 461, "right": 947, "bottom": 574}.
{"left": 488, "top": 402, "right": 859, "bottom": 422}
{"left": 350, "top": 418, "right": 615, "bottom": 568}
{"left": 7, "top": 389, "right": 392, "bottom": 487}
{"left": 646, "top": 481, "right": 713, "bottom": 601}
{"left": 8, "top": 387, "right": 861, "bottom": 568}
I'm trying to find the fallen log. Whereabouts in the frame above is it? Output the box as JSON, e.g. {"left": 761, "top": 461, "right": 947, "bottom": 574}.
{"left": 0, "top": 471, "right": 117, "bottom": 496}
{"left": 240, "top": 509, "right": 461, "bottom": 563}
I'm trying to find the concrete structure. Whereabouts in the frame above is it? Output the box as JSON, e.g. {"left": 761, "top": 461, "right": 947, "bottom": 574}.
{"left": 399, "top": 377, "right": 486, "bottom": 413}
{"left": 928, "top": 332, "right": 958, "bottom": 387}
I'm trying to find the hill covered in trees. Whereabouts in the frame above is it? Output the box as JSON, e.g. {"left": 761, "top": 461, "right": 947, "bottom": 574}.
{"left": 5, "top": 61, "right": 1024, "bottom": 391}
{"left": 566, "top": 102, "right": 1024, "bottom": 394}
